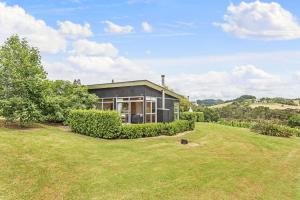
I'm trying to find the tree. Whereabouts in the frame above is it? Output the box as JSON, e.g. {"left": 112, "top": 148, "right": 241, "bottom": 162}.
{"left": 0, "top": 35, "right": 47, "bottom": 127}
{"left": 41, "top": 80, "right": 99, "bottom": 122}
{"left": 179, "top": 97, "right": 194, "bottom": 112}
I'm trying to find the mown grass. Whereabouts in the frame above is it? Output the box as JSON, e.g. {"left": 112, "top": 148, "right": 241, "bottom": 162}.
{"left": 0, "top": 123, "right": 300, "bottom": 200}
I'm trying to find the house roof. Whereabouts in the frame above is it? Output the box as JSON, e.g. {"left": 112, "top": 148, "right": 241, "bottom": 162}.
{"left": 87, "top": 80, "right": 184, "bottom": 99}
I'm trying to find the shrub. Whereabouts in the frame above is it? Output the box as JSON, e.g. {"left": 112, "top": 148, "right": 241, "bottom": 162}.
{"left": 163, "top": 120, "right": 192, "bottom": 136}
{"left": 250, "top": 122, "right": 299, "bottom": 138}
{"left": 195, "top": 112, "right": 205, "bottom": 122}
{"left": 180, "top": 112, "right": 196, "bottom": 129}
{"left": 67, "top": 109, "right": 122, "bottom": 139}
{"left": 120, "top": 120, "right": 191, "bottom": 139}
{"left": 198, "top": 107, "right": 220, "bottom": 122}
{"left": 218, "top": 119, "right": 254, "bottom": 128}
{"left": 288, "top": 115, "right": 300, "bottom": 128}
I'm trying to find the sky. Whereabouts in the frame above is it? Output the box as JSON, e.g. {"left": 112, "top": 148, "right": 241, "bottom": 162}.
{"left": 0, "top": 0, "right": 300, "bottom": 100}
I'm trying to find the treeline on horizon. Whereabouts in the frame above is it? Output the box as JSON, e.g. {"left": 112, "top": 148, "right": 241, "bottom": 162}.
{"left": 196, "top": 95, "right": 300, "bottom": 106}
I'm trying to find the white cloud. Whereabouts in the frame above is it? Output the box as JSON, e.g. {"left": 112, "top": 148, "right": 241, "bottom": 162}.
{"left": 104, "top": 20, "right": 134, "bottom": 34}
{"left": 71, "top": 39, "right": 118, "bottom": 57}
{"left": 215, "top": 1, "right": 300, "bottom": 40}
{"left": 232, "top": 65, "right": 279, "bottom": 80}
{"left": 0, "top": 2, "right": 66, "bottom": 53}
{"left": 44, "top": 38, "right": 153, "bottom": 84}
{"left": 58, "top": 20, "right": 93, "bottom": 38}
{"left": 166, "top": 65, "right": 295, "bottom": 100}
{"left": 142, "top": 21, "right": 153, "bottom": 33}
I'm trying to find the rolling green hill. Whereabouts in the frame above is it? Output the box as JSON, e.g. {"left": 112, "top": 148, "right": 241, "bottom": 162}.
{"left": 1, "top": 123, "right": 300, "bottom": 199}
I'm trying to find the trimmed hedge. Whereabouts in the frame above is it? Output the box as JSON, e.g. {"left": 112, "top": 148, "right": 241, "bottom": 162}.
{"left": 195, "top": 112, "right": 205, "bottom": 122}
{"left": 120, "top": 120, "right": 191, "bottom": 139}
{"left": 68, "top": 109, "right": 194, "bottom": 139}
{"left": 180, "top": 112, "right": 196, "bottom": 130}
{"left": 67, "top": 109, "right": 122, "bottom": 139}
{"left": 251, "top": 122, "right": 300, "bottom": 138}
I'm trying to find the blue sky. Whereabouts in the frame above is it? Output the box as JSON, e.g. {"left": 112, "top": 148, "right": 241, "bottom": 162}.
{"left": 1, "top": 0, "right": 300, "bottom": 99}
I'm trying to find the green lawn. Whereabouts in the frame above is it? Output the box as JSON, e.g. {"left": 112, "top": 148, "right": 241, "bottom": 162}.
{"left": 1, "top": 123, "right": 300, "bottom": 200}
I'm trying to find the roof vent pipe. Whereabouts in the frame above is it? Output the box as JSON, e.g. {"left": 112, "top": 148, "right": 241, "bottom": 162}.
{"left": 161, "top": 75, "right": 166, "bottom": 109}
{"left": 161, "top": 75, "right": 165, "bottom": 87}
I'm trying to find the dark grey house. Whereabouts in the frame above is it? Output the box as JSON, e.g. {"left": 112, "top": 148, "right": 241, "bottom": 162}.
{"left": 87, "top": 75, "right": 182, "bottom": 124}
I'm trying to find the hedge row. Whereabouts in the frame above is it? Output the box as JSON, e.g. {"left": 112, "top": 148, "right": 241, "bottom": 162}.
{"left": 180, "top": 111, "right": 204, "bottom": 122}
{"left": 120, "top": 120, "right": 192, "bottom": 139}
{"left": 251, "top": 122, "right": 300, "bottom": 138}
{"left": 67, "top": 109, "right": 194, "bottom": 139}
{"left": 67, "top": 109, "right": 122, "bottom": 139}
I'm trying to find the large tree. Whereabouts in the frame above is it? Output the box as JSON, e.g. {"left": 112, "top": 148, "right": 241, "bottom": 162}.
{"left": 41, "top": 80, "right": 99, "bottom": 123}
{"left": 0, "top": 35, "right": 47, "bottom": 126}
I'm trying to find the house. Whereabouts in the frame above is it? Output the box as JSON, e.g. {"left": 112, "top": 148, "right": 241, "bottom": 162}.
{"left": 87, "top": 75, "right": 183, "bottom": 124}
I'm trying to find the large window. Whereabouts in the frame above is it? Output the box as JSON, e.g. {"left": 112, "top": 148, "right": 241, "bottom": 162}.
{"left": 97, "top": 98, "right": 114, "bottom": 110}
{"left": 174, "top": 102, "right": 179, "bottom": 120}
{"left": 117, "top": 97, "right": 144, "bottom": 124}
{"left": 146, "top": 97, "right": 157, "bottom": 123}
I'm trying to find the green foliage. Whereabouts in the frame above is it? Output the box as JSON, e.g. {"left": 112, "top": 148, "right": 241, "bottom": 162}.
{"left": 179, "top": 97, "right": 194, "bottom": 112}
{"left": 68, "top": 110, "right": 193, "bottom": 139}
{"left": 234, "top": 95, "right": 256, "bottom": 103}
{"left": 179, "top": 112, "right": 196, "bottom": 129}
{"left": 120, "top": 120, "right": 191, "bottom": 139}
{"left": 196, "top": 99, "right": 224, "bottom": 106}
{"left": 195, "top": 112, "right": 205, "bottom": 122}
{"left": 288, "top": 115, "right": 300, "bottom": 128}
{"left": 260, "top": 97, "right": 298, "bottom": 106}
{"left": 217, "top": 103, "right": 300, "bottom": 124}
{"left": 196, "top": 107, "right": 220, "bottom": 122}
{"left": 251, "top": 122, "right": 300, "bottom": 138}
{"left": 67, "top": 109, "right": 122, "bottom": 139}
{"left": 218, "top": 119, "right": 254, "bottom": 128}
{"left": 0, "top": 35, "right": 47, "bottom": 127}
{"left": 41, "top": 80, "right": 98, "bottom": 122}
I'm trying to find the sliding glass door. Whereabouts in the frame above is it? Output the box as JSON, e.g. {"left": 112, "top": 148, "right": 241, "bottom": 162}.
{"left": 146, "top": 97, "right": 157, "bottom": 123}
{"left": 117, "top": 97, "right": 144, "bottom": 123}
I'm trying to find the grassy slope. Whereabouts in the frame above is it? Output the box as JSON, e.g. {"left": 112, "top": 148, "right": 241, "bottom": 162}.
{"left": 250, "top": 102, "right": 300, "bottom": 110}
{"left": 210, "top": 102, "right": 300, "bottom": 110}
{"left": 0, "top": 123, "right": 300, "bottom": 200}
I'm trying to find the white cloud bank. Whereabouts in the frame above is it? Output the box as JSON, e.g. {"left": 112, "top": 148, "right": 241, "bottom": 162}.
{"left": 104, "top": 20, "right": 134, "bottom": 34}
{"left": 71, "top": 39, "right": 118, "bottom": 57}
{"left": 0, "top": 2, "right": 66, "bottom": 53}
{"left": 58, "top": 20, "right": 93, "bottom": 38}
{"left": 167, "top": 65, "right": 299, "bottom": 100}
{"left": 216, "top": 1, "right": 300, "bottom": 40}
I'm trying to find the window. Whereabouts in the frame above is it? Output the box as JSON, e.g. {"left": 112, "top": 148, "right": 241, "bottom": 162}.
{"left": 116, "top": 96, "right": 144, "bottom": 124}
{"left": 117, "top": 102, "right": 130, "bottom": 123}
{"left": 97, "top": 98, "right": 114, "bottom": 110}
{"left": 145, "top": 97, "right": 157, "bottom": 123}
{"left": 174, "top": 102, "right": 179, "bottom": 120}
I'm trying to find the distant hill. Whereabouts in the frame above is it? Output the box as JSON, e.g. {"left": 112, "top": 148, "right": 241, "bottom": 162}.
{"left": 198, "top": 95, "right": 300, "bottom": 110}
{"left": 196, "top": 99, "right": 224, "bottom": 106}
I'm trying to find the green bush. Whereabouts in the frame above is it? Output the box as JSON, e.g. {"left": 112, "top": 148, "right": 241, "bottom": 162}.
{"left": 68, "top": 109, "right": 193, "bottom": 139}
{"left": 288, "top": 115, "right": 300, "bottom": 128}
{"left": 179, "top": 112, "right": 196, "bottom": 129}
{"left": 251, "top": 122, "right": 300, "bottom": 138}
{"left": 218, "top": 119, "right": 254, "bottom": 128}
{"left": 67, "top": 109, "right": 122, "bottom": 139}
{"left": 195, "top": 112, "right": 205, "bottom": 122}
{"left": 120, "top": 120, "right": 191, "bottom": 139}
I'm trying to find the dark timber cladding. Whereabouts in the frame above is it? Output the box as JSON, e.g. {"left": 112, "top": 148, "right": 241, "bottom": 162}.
{"left": 87, "top": 80, "right": 183, "bottom": 123}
